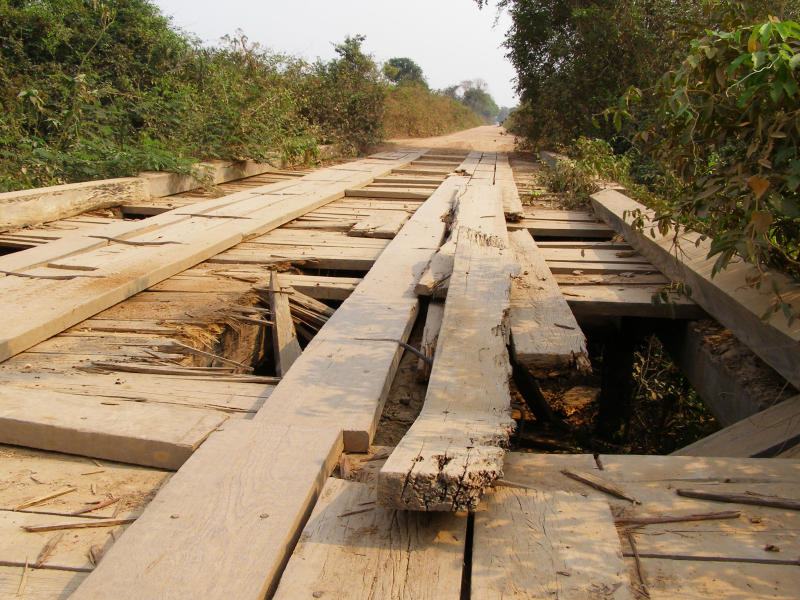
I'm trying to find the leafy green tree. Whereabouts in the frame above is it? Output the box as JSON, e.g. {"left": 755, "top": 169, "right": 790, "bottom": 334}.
{"left": 383, "top": 57, "right": 427, "bottom": 87}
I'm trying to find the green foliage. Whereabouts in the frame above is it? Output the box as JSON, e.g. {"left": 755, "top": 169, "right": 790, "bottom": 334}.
{"left": 305, "top": 35, "right": 386, "bottom": 153}
{"left": 438, "top": 79, "right": 500, "bottom": 123}
{"left": 644, "top": 17, "right": 800, "bottom": 312}
{"left": 481, "top": 0, "right": 703, "bottom": 146}
{"left": 383, "top": 85, "right": 482, "bottom": 138}
{"left": 625, "top": 335, "right": 718, "bottom": 454}
{"left": 382, "top": 57, "right": 427, "bottom": 87}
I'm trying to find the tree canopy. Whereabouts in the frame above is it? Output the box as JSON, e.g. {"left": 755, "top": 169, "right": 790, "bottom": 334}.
{"left": 383, "top": 57, "right": 427, "bottom": 87}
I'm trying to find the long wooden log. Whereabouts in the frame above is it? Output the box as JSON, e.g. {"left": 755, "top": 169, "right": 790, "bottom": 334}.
{"left": 378, "top": 183, "right": 517, "bottom": 511}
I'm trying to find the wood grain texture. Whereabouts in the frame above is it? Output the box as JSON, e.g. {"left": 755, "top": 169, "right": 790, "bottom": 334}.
{"left": 0, "top": 385, "right": 226, "bottom": 468}
{"left": 472, "top": 487, "right": 634, "bottom": 600}
{"left": 563, "top": 284, "right": 705, "bottom": 319}
{"left": 592, "top": 188, "right": 800, "bottom": 389}
{"left": 508, "top": 229, "right": 588, "bottom": 376}
{"left": 0, "top": 153, "right": 424, "bottom": 364}
{"left": 0, "top": 566, "right": 86, "bottom": 600}
{"left": 378, "top": 184, "right": 516, "bottom": 511}
{"left": 273, "top": 478, "right": 466, "bottom": 600}
{"left": 348, "top": 210, "right": 410, "bottom": 238}
{"left": 672, "top": 394, "right": 800, "bottom": 457}
{"left": 70, "top": 421, "right": 342, "bottom": 600}
{"left": 268, "top": 272, "right": 302, "bottom": 376}
{"left": 253, "top": 177, "right": 468, "bottom": 452}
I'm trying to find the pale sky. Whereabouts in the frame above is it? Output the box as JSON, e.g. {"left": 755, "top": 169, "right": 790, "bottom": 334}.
{"left": 151, "top": 0, "right": 519, "bottom": 108}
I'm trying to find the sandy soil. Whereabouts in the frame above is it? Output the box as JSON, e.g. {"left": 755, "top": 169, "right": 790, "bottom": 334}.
{"left": 386, "top": 125, "right": 517, "bottom": 152}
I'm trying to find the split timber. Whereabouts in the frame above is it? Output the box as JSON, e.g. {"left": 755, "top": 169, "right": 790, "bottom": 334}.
{"left": 0, "top": 133, "right": 797, "bottom": 599}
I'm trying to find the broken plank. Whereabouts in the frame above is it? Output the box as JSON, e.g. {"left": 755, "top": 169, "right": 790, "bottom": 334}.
{"left": 672, "top": 395, "right": 800, "bottom": 457}
{"left": 0, "top": 386, "right": 227, "bottom": 469}
{"left": 268, "top": 272, "right": 302, "bottom": 377}
{"left": 472, "top": 487, "right": 634, "bottom": 600}
{"left": 418, "top": 300, "right": 445, "bottom": 380}
{"left": 592, "top": 189, "right": 800, "bottom": 389}
{"left": 348, "top": 210, "right": 410, "bottom": 239}
{"left": 508, "top": 229, "right": 588, "bottom": 377}
{"left": 273, "top": 478, "right": 466, "bottom": 600}
{"left": 254, "top": 176, "right": 468, "bottom": 452}
{"left": 278, "top": 274, "right": 360, "bottom": 301}
{"left": 378, "top": 184, "right": 517, "bottom": 511}
{"left": 69, "top": 421, "right": 342, "bottom": 600}
{"left": 0, "top": 152, "right": 424, "bottom": 364}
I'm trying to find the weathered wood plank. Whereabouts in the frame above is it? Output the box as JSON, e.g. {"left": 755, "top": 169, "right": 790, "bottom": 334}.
{"left": 0, "top": 178, "right": 149, "bottom": 230}
{"left": 378, "top": 184, "right": 516, "bottom": 511}
{"left": 472, "top": 487, "right": 634, "bottom": 600}
{"left": 564, "top": 284, "right": 705, "bottom": 319}
{"left": 273, "top": 478, "right": 466, "bottom": 600}
{"left": 509, "top": 229, "right": 588, "bottom": 376}
{"left": 592, "top": 189, "right": 800, "bottom": 389}
{"left": 70, "top": 421, "right": 342, "bottom": 600}
{"left": 345, "top": 187, "right": 430, "bottom": 200}
{"left": 254, "top": 177, "right": 467, "bottom": 452}
{"left": 0, "top": 386, "right": 227, "bottom": 469}
{"left": 418, "top": 300, "right": 445, "bottom": 380}
{"left": 0, "top": 566, "right": 87, "bottom": 599}
{"left": 348, "top": 210, "right": 410, "bottom": 239}
{"left": 495, "top": 153, "right": 524, "bottom": 221}
{"left": 508, "top": 218, "right": 614, "bottom": 238}
{"left": 672, "top": 395, "right": 800, "bottom": 457}
{"left": 268, "top": 272, "right": 302, "bottom": 377}
{"left": 0, "top": 153, "right": 423, "bottom": 364}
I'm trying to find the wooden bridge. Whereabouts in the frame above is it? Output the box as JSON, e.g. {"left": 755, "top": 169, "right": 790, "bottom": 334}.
{"left": 0, "top": 126, "right": 797, "bottom": 599}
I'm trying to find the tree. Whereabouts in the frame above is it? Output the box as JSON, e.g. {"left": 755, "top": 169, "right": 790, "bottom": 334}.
{"left": 383, "top": 57, "right": 427, "bottom": 87}
{"left": 438, "top": 79, "right": 499, "bottom": 122}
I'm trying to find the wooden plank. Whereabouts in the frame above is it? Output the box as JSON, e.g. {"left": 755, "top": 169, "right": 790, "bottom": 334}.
{"left": 563, "top": 285, "right": 705, "bottom": 319}
{"left": 70, "top": 421, "right": 342, "bottom": 600}
{"left": 378, "top": 184, "right": 516, "bottom": 511}
{"left": 254, "top": 177, "right": 468, "bottom": 452}
{"left": 495, "top": 153, "right": 524, "bottom": 221}
{"left": 541, "top": 247, "right": 650, "bottom": 264}
{"left": 0, "top": 152, "right": 424, "bottom": 364}
{"left": 140, "top": 158, "right": 281, "bottom": 198}
{"left": 418, "top": 300, "right": 444, "bottom": 380}
{"left": 273, "top": 478, "right": 466, "bottom": 600}
{"left": 0, "top": 386, "right": 227, "bottom": 469}
{"left": 207, "top": 245, "right": 381, "bottom": 271}
{"left": 508, "top": 218, "right": 614, "bottom": 238}
{"left": 523, "top": 208, "right": 599, "bottom": 222}
{"left": 592, "top": 189, "right": 800, "bottom": 389}
{"left": 599, "top": 454, "right": 800, "bottom": 598}
{"left": 672, "top": 395, "right": 800, "bottom": 457}
{"left": 348, "top": 210, "right": 410, "bottom": 239}
{"left": 0, "top": 178, "right": 148, "bottom": 230}
{"left": 0, "top": 567, "right": 87, "bottom": 599}
{"left": 268, "top": 272, "right": 302, "bottom": 377}
{"left": 546, "top": 261, "right": 658, "bottom": 274}
{"left": 345, "top": 187, "right": 430, "bottom": 200}
{"left": 508, "top": 229, "right": 588, "bottom": 376}
{"left": 278, "top": 274, "right": 360, "bottom": 301}
{"left": 472, "top": 487, "right": 634, "bottom": 600}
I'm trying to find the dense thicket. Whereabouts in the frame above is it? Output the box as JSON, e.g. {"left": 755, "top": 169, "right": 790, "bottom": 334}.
{"left": 0, "top": 0, "right": 484, "bottom": 192}
{"left": 483, "top": 0, "right": 800, "bottom": 320}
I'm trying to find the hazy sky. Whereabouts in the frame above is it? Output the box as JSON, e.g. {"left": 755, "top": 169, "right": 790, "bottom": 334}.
{"left": 151, "top": 0, "right": 519, "bottom": 108}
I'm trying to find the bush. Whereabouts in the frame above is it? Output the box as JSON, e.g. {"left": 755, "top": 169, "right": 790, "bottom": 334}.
{"left": 383, "top": 84, "right": 482, "bottom": 138}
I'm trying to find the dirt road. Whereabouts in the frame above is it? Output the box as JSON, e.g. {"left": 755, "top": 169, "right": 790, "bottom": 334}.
{"left": 387, "top": 124, "right": 516, "bottom": 152}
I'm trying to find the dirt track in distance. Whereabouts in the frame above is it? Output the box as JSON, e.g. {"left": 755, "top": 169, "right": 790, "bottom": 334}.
{"left": 386, "top": 124, "right": 516, "bottom": 152}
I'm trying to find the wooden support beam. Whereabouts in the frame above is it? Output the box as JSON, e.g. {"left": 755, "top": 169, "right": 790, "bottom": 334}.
{"left": 592, "top": 189, "right": 800, "bottom": 389}
{"left": 268, "top": 272, "right": 302, "bottom": 376}
{"left": 272, "top": 478, "right": 466, "bottom": 599}
{"left": 418, "top": 300, "right": 444, "bottom": 381}
{"left": 672, "top": 395, "right": 800, "bottom": 458}
{"left": 508, "top": 229, "right": 589, "bottom": 377}
{"left": 508, "top": 218, "right": 613, "bottom": 239}
{"left": 565, "top": 284, "right": 706, "bottom": 319}
{"left": 0, "top": 178, "right": 149, "bottom": 231}
{"left": 659, "top": 320, "right": 795, "bottom": 426}
{"left": 253, "top": 176, "right": 468, "bottom": 452}
{"left": 345, "top": 188, "right": 430, "bottom": 200}
{"left": 70, "top": 421, "right": 342, "bottom": 600}
{"left": 0, "top": 152, "right": 424, "bottom": 364}
{"left": 378, "top": 184, "right": 517, "bottom": 511}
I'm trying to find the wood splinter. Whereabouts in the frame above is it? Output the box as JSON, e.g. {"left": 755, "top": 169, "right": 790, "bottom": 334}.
{"left": 561, "top": 469, "right": 639, "bottom": 504}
